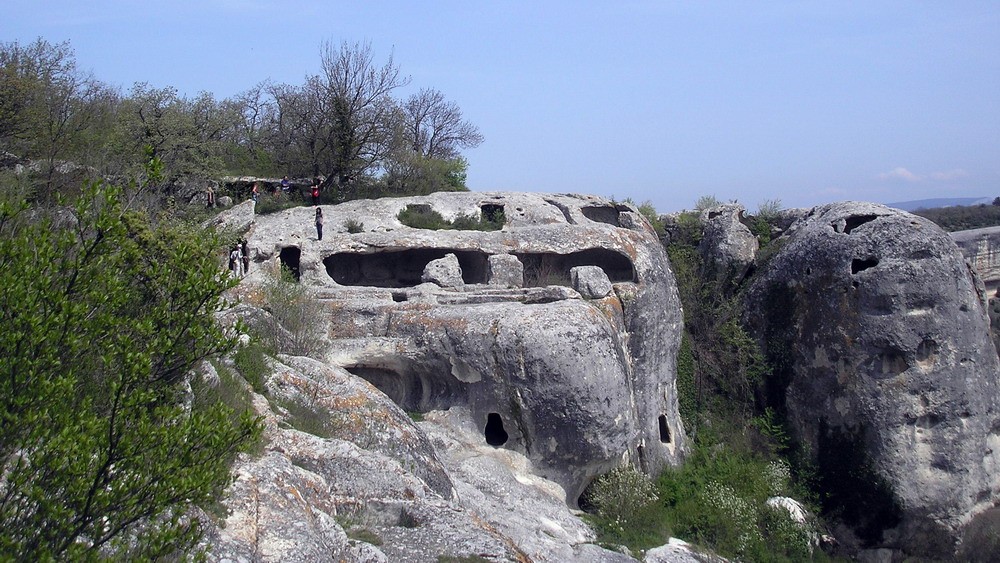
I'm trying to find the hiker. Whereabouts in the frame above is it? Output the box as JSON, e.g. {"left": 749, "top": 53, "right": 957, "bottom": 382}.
{"left": 206, "top": 186, "right": 216, "bottom": 208}
{"left": 241, "top": 239, "right": 250, "bottom": 274}
{"left": 310, "top": 178, "right": 321, "bottom": 206}
{"left": 315, "top": 207, "right": 324, "bottom": 241}
{"left": 251, "top": 182, "right": 259, "bottom": 203}
{"left": 229, "top": 244, "right": 243, "bottom": 277}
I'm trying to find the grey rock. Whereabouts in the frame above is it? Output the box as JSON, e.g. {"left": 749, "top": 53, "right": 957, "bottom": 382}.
{"left": 487, "top": 253, "right": 524, "bottom": 288}
{"left": 645, "top": 538, "right": 728, "bottom": 562}
{"left": 571, "top": 265, "right": 614, "bottom": 298}
{"left": 744, "top": 201, "right": 1000, "bottom": 556}
{"left": 203, "top": 199, "right": 255, "bottom": 235}
{"left": 698, "top": 204, "right": 758, "bottom": 281}
{"left": 421, "top": 253, "right": 464, "bottom": 288}
{"left": 233, "top": 192, "right": 688, "bottom": 503}
{"left": 951, "top": 225, "right": 1000, "bottom": 295}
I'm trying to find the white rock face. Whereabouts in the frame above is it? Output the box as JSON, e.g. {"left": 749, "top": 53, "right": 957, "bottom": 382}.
{"left": 234, "top": 192, "right": 688, "bottom": 503}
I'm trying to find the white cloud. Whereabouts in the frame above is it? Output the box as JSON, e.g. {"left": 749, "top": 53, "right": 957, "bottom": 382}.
{"left": 877, "top": 167, "right": 922, "bottom": 182}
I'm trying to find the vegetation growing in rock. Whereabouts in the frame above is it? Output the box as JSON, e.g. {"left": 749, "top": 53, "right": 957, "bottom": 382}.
{"left": 0, "top": 182, "right": 262, "bottom": 559}
{"left": 397, "top": 204, "right": 505, "bottom": 231}
{"left": 585, "top": 198, "right": 827, "bottom": 560}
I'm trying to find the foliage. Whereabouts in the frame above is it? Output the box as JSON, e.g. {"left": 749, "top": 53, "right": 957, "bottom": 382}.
{"left": 912, "top": 203, "right": 1000, "bottom": 232}
{"left": 1, "top": 38, "right": 483, "bottom": 206}
{"left": 259, "top": 266, "right": 325, "bottom": 357}
{"left": 232, "top": 338, "right": 273, "bottom": 394}
{"left": 694, "top": 194, "right": 721, "bottom": 211}
{"left": 0, "top": 182, "right": 261, "bottom": 559}
{"left": 397, "top": 204, "right": 504, "bottom": 231}
{"left": 654, "top": 441, "right": 813, "bottom": 561}
{"left": 756, "top": 199, "right": 783, "bottom": 222}
{"left": 582, "top": 465, "right": 665, "bottom": 549}
{"left": 344, "top": 218, "right": 365, "bottom": 233}
{"left": 637, "top": 200, "right": 666, "bottom": 235}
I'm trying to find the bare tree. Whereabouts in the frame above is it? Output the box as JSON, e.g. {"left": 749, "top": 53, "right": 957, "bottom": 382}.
{"left": 401, "top": 88, "right": 482, "bottom": 160}
{"left": 318, "top": 40, "right": 410, "bottom": 195}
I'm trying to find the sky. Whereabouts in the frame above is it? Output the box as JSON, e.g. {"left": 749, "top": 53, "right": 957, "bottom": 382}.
{"left": 3, "top": 1, "right": 999, "bottom": 213}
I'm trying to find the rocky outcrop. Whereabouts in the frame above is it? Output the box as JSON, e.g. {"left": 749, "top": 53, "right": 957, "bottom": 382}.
{"left": 201, "top": 349, "right": 698, "bottom": 562}
{"left": 743, "top": 201, "right": 1000, "bottom": 557}
{"left": 234, "top": 191, "right": 687, "bottom": 506}
{"left": 698, "top": 204, "right": 758, "bottom": 282}
{"left": 952, "top": 225, "right": 1000, "bottom": 294}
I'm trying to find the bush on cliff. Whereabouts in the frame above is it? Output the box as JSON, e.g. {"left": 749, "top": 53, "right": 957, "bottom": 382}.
{"left": 0, "top": 182, "right": 261, "bottom": 559}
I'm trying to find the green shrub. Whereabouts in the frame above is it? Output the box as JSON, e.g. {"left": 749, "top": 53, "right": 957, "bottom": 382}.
{"left": 397, "top": 204, "right": 450, "bottom": 229}
{"left": 232, "top": 338, "right": 272, "bottom": 394}
{"left": 397, "top": 204, "right": 504, "bottom": 231}
{"left": 260, "top": 266, "right": 325, "bottom": 357}
{"left": 344, "top": 218, "right": 365, "bottom": 233}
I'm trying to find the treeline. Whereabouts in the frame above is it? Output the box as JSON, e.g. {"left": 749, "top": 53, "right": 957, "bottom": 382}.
{"left": 912, "top": 200, "right": 1000, "bottom": 232}
{"left": 0, "top": 38, "right": 482, "bottom": 202}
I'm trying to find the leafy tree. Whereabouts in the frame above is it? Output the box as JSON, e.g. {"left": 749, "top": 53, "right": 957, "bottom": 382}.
{"left": 0, "top": 182, "right": 261, "bottom": 559}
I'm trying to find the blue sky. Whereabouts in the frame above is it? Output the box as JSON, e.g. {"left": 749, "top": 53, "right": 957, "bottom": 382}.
{"left": 4, "top": 1, "right": 998, "bottom": 212}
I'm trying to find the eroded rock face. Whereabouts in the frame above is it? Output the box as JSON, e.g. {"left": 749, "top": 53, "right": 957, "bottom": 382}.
{"left": 201, "top": 353, "right": 648, "bottom": 562}
{"left": 237, "top": 192, "right": 687, "bottom": 504}
{"left": 698, "top": 204, "right": 758, "bottom": 281}
{"left": 744, "top": 201, "right": 1000, "bottom": 556}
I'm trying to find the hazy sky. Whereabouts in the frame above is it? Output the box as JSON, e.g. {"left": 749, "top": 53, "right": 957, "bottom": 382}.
{"left": 4, "top": 1, "right": 998, "bottom": 212}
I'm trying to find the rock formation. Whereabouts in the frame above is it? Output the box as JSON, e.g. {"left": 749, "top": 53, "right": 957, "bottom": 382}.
{"left": 743, "top": 201, "right": 1000, "bottom": 557}
{"left": 697, "top": 204, "right": 758, "bottom": 282}
{"left": 236, "top": 191, "right": 687, "bottom": 506}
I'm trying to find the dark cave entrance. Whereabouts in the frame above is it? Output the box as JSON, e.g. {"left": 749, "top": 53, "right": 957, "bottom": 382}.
{"left": 324, "top": 248, "right": 489, "bottom": 287}
{"left": 658, "top": 415, "right": 672, "bottom": 443}
{"left": 279, "top": 246, "right": 301, "bottom": 281}
{"left": 515, "top": 248, "right": 636, "bottom": 287}
{"left": 484, "top": 412, "right": 509, "bottom": 447}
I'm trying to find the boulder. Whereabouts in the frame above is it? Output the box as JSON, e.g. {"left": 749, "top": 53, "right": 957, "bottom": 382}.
{"left": 698, "top": 204, "right": 758, "bottom": 282}
{"left": 487, "top": 253, "right": 524, "bottom": 287}
{"left": 237, "top": 192, "right": 687, "bottom": 504}
{"left": 744, "top": 201, "right": 1000, "bottom": 557}
{"left": 571, "top": 265, "right": 614, "bottom": 298}
{"left": 421, "top": 253, "right": 464, "bottom": 288}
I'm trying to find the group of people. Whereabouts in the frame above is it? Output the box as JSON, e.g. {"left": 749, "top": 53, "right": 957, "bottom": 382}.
{"left": 229, "top": 239, "right": 250, "bottom": 277}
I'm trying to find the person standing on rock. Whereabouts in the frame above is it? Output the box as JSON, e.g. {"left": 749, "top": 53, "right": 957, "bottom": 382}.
{"left": 206, "top": 185, "right": 216, "bottom": 208}
{"left": 310, "top": 178, "right": 321, "bottom": 206}
{"left": 229, "top": 244, "right": 243, "bottom": 277}
{"left": 251, "top": 182, "right": 259, "bottom": 203}
{"left": 315, "top": 207, "right": 324, "bottom": 241}
{"left": 240, "top": 239, "right": 250, "bottom": 274}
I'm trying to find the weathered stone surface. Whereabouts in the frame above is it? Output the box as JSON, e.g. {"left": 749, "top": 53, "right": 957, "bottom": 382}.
{"left": 571, "top": 265, "right": 614, "bottom": 298}
{"left": 951, "top": 225, "right": 1000, "bottom": 294}
{"left": 235, "top": 192, "right": 687, "bottom": 504}
{"left": 744, "top": 201, "right": 1000, "bottom": 556}
{"left": 202, "top": 354, "right": 643, "bottom": 562}
{"left": 645, "top": 538, "right": 727, "bottom": 562}
{"left": 203, "top": 199, "right": 255, "bottom": 234}
{"left": 487, "top": 253, "right": 524, "bottom": 288}
{"left": 421, "top": 253, "right": 464, "bottom": 288}
{"left": 698, "top": 204, "right": 758, "bottom": 281}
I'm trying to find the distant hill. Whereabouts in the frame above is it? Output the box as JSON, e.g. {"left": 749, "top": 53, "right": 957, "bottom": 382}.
{"left": 886, "top": 197, "right": 992, "bottom": 212}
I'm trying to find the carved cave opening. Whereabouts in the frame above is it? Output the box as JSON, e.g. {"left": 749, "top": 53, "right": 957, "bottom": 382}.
{"left": 581, "top": 205, "right": 623, "bottom": 227}
{"left": 279, "top": 246, "right": 301, "bottom": 281}
{"left": 480, "top": 204, "right": 506, "bottom": 227}
{"left": 485, "top": 412, "right": 509, "bottom": 446}
{"left": 325, "top": 249, "right": 490, "bottom": 287}
{"left": 658, "top": 415, "right": 672, "bottom": 443}
{"left": 843, "top": 214, "right": 880, "bottom": 234}
{"left": 344, "top": 365, "right": 468, "bottom": 413}
{"left": 516, "top": 248, "right": 636, "bottom": 287}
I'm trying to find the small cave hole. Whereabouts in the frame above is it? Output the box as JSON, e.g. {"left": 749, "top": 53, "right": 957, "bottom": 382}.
{"left": 658, "top": 415, "right": 672, "bottom": 444}
{"left": 480, "top": 203, "right": 506, "bottom": 228}
{"left": 851, "top": 258, "right": 879, "bottom": 274}
{"left": 484, "top": 412, "right": 509, "bottom": 447}
{"left": 581, "top": 205, "right": 621, "bottom": 227}
{"left": 843, "top": 214, "right": 879, "bottom": 234}
{"left": 707, "top": 210, "right": 723, "bottom": 220}
{"left": 279, "top": 246, "right": 301, "bottom": 281}
{"left": 391, "top": 292, "right": 408, "bottom": 302}
{"left": 805, "top": 267, "right": 812, "bottom": 276}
